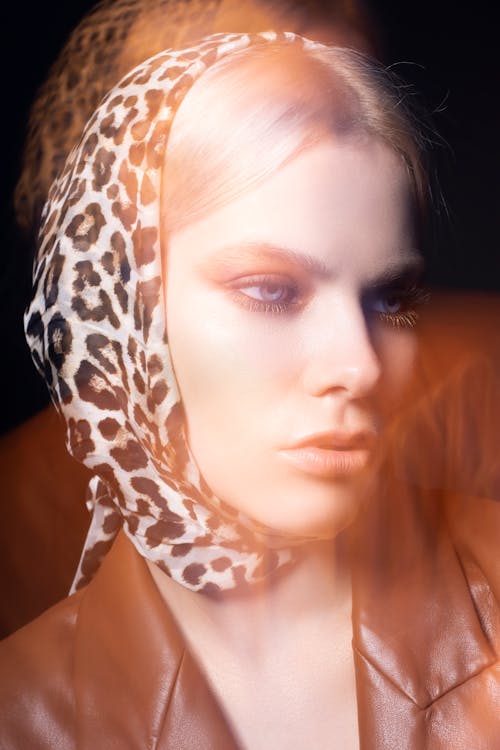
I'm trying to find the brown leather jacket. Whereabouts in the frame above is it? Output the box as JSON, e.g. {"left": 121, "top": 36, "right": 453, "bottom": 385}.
{"left": 0, "top": 533, "right": 238, "bottom": 749}
{"left": 1, "top": 494, "right": 500, "bottom": 749}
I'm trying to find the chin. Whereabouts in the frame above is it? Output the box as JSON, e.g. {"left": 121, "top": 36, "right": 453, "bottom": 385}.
{"left": 250, "top": 481, "right": 363, "bottom": 540}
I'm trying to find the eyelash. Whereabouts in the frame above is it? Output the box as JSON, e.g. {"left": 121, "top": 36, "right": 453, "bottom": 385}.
{"left": 227, "top": 275, "right": 304, "bottom": 316}
{"left": 227, "top": 276, "right": 430, "bottom": 328}
{"left": 370, "top": 283, "right": 431, "bottom": 329}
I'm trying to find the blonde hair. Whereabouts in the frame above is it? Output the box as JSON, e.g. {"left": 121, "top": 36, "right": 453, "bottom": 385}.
{"left": 161, "top": 42, "right": 429, "bottom": 237}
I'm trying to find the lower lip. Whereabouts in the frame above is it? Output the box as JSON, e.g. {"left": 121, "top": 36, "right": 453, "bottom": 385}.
{"left": 278, "top": 446, "right": 371, "bottom": 479}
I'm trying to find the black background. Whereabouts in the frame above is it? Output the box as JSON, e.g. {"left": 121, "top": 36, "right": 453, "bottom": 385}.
{"left": 1, "top": 0, "right": 498, "bottom": 433}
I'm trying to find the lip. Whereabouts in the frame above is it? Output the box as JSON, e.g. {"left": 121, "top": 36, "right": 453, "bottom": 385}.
{"left": 286, "top": 430, "right": 376, "bottom": 451}
{"left": 279, "top": 430, "right": 376, "bottom": 479}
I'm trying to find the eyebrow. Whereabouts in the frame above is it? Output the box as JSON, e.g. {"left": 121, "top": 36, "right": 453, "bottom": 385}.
{"left": 204, "top": 242, "right": 332, "bottom": 278}
{"left": 367, "top": 255, "right": 425, "bottom": 288}
{"left": 204, "top": 241, "right": 424, "bottom": 284}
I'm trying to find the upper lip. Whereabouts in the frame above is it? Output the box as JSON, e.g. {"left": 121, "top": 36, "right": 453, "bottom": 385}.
{"left": 284, "top": 430, "right": 377, "bottom": 451}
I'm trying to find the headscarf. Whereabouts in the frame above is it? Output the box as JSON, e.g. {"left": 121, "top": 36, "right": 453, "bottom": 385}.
{"left": 25, "top": 31, "right": 322, "bottom": 594}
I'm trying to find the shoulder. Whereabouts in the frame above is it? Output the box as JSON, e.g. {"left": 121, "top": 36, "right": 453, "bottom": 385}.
{"left": 0, "top": 534, "right": 238, "bottom": 749}
{"left": 0, "top": 591, "right": 84, "bottom": 749}
{"left": 0, "top": 405, "right": 90, "bottom": 634}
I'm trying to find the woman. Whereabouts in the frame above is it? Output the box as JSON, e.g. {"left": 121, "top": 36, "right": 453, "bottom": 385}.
{"left": 1, "top": 31, "right": 498, "bottom": 748}
{"left": 2, "top": 0, "right": 380, "bottom": 636}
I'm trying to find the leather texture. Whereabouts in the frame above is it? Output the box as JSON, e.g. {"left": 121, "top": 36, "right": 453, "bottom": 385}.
{"left": 0, "top": 406, "right": 90, "bottom": 638}
{"left": 1, "top": 491, "right": 500, "bottom": 748}
{"left": 0, "top": 533, "right": 238, "bottom": 750}
{"left": 351, "top": 475, "right": 500, "bottom": 749}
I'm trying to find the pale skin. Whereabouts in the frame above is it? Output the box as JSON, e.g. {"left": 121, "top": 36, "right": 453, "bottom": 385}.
{"left": 149, "top": 138, "right": 422, "bottom": 748}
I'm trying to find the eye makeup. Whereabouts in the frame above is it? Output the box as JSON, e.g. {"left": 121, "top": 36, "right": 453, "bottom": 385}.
{"left": 198, "top": 242, "right": 331, "bottom": 283}
{"left": 224, "top": 273, "right": 308, "bottom": 316}
{"left": 200, "top": 242, "right": 429, "bottom": 327}
{"left": 364, "top": 276, "right": 430, "bottom": 330}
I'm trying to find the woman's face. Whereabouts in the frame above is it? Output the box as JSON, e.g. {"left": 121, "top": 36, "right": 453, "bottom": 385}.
{"left": 165, "top": 138, "right": 421, "bottom": 537}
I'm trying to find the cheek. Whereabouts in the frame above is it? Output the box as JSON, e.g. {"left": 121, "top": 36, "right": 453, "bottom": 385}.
{"left": 165, "top": 298, "right": 297, "bottom": 523}
{"left": 165, "top": 291, "right": 295, "bottom": 443}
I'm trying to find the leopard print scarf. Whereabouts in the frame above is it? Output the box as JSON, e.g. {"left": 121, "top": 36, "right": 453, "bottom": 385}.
{"left": 25, "top": 31, "right": 321, "bottom": 594}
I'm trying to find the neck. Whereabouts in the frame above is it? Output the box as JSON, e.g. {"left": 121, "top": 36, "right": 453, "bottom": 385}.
{"left": 147, "top": 530, "right": 353, "bottom": 659}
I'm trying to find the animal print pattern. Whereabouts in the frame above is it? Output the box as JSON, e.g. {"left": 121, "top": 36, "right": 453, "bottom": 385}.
{"left": 25, "top": 31, "right": 321, "bottom": 593}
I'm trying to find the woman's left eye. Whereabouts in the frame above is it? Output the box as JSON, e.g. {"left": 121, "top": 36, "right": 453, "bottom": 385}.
{"left": 372, "top": 292, "right": 404, "bottom": 315}
{"left": 369, "top": 284, "right": 430, "bottom": 328}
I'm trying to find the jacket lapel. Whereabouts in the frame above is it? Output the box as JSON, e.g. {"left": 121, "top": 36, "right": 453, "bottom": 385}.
{"left": 351, "top": 477, "right": 497, "bottom": 749}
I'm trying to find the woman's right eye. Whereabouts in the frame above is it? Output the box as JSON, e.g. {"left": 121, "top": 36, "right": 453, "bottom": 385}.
{"left": 227, "top": 275, "right": 303, "bottom": 315}
{"left": 241, "top": 281, "right": 296, "bottom": 304}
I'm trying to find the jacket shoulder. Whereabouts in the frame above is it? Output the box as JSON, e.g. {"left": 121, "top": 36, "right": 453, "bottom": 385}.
{"left": 0, "top": 591, "right": 84, "bottom": 750}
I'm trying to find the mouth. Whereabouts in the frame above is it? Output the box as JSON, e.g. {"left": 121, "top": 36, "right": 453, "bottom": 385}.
{"left": 279, "top": 431, "right": 376, "bottom": 479}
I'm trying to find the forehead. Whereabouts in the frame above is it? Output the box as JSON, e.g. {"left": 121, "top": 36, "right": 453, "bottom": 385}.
{"left": 168, "top": 138, "right": 418, "bottom": 283}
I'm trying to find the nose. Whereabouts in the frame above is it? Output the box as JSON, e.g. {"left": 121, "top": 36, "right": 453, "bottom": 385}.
{"left": 301, "top": 299, "right": 382, "bottom": 400}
